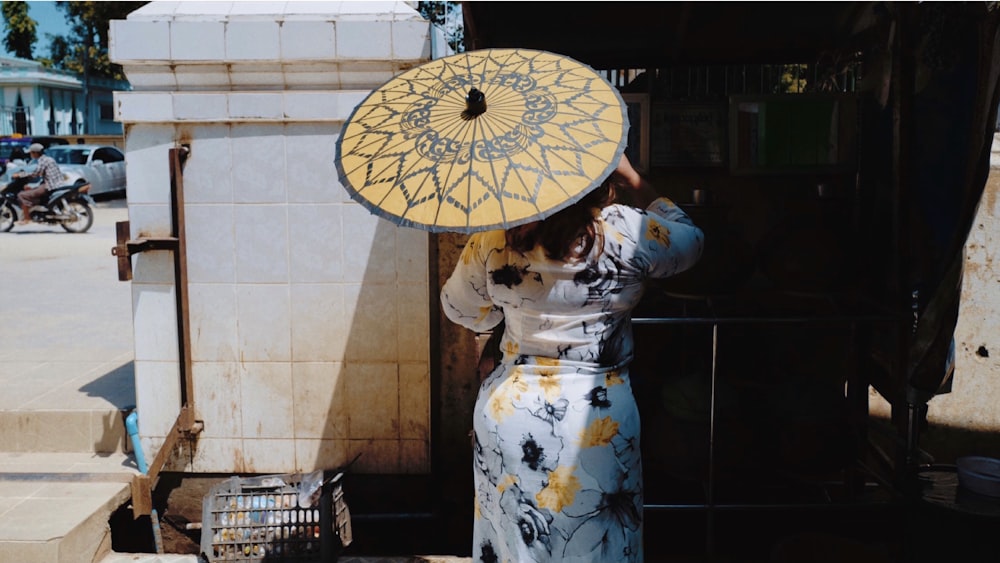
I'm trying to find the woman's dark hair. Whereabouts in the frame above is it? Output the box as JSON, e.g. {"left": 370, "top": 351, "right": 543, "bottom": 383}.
{"left": 506, "top": 172, "right": 625, "bottom": 261}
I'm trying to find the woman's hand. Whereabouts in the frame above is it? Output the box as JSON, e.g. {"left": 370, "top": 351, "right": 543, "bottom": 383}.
{"left": 615, "top": 154, "right": 642, "bottom": 188}
{"left": 615, "top": 154, "right": 659, "bottom": 209}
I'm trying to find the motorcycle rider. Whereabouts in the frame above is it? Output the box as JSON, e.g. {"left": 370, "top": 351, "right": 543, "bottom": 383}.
{"left": 15, "top": 143, "right": 64, "bottom": 225}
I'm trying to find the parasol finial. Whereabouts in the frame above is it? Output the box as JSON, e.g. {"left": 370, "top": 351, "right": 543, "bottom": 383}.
{"left": 336, "top": 49, "right": 628, "bottom": 233}
{"left": 463, "top": 88, "right": 487, "bottom": 119}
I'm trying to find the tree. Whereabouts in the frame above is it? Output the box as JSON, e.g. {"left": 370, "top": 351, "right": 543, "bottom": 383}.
{"left": 44, "top": 1, "right": 148, "bottom": 80}
{"left": 417, "top": 1, "right": 464, "bottom": 53}
{"left": 2, "top": 1, "right": 37, "bottom": 59}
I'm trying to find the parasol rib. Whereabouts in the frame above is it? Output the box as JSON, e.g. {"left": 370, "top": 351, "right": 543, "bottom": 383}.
{"left": 336, "top": 48, "right": 629, "bottom": 233}
{"left": 371, "top": 110, "right": 472, "bottom": 220}
{"left": 474, "top": 110, "right": 553, "bottom": 223}
{"left": 400, "top": 112, "right": 474, "bottom": 227}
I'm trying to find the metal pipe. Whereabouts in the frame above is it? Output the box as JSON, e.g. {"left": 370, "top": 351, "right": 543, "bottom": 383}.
{"left": 126, "top": 412, "right": 165, "bottom": 554}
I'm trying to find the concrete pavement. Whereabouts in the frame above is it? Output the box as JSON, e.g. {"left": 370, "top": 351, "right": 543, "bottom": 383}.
{"left": 0, "top": 197, "right": 135, "bottom": 454}
{"left": 0, "top": 197, "right": 134, "bottom": 369}
{"left": 0, "top": 198, "right": 472, "bottom": 562}
{"left": 0, "top": 198, "right": 139, "bottom": 562}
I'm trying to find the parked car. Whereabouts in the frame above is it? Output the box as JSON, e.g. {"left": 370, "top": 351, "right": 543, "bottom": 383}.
{"left": 4, "top": 144, "right": 127, "bottom": 197}
{"left": 0, "top": 135, "right": 70, "bottom": 172}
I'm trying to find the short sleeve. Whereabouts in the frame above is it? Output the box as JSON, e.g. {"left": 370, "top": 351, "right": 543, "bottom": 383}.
{"left": 637, "top": 198, "right": 704, "bottom": 279}
{"left": 440, "top": 231, "right": 506, "bottom": 332}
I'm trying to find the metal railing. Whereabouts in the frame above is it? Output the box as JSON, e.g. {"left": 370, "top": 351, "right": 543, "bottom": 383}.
{"left": 607, "top": 62, "right": 862, "bottom": 98}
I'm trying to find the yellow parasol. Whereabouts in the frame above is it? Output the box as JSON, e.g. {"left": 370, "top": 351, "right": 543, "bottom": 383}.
{"left": 335, "top": 48, "right": 629, "bottom": 233}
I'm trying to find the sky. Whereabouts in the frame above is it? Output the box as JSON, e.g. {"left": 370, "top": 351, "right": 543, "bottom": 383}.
{"left": 3, "top": 1, "right": 74, "bottom": 59}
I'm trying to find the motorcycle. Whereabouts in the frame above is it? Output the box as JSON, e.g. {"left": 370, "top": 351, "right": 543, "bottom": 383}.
{"left": 0, "top": 176, "right": 95, "bottom": 233}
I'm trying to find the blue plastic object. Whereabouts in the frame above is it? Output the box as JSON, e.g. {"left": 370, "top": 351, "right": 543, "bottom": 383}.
{"left": 125, "top": 411, "right": 148, "bottom": 474}
{"left": 125, "top": 410, "right": 163, "bottom": 553}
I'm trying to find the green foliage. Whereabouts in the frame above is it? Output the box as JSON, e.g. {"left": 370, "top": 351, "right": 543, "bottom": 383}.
{"left": 40, "top": 34, "right": 70, "bottom": 67}
{"left": 2, "top": 1, "right": 37, "bottom": 59}
{"left": 417, "top": 1, "right": 464, "bottom": 53}
{"left": 44, "top": 1, "right": 148, "bottom": 80}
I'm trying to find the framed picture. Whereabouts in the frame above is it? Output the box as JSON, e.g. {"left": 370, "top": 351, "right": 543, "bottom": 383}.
{"left": 622, "top": 93, "right": 650, "bottom": 171}
{"left": 728, "top": 94, "right": 857, "bottom": 175}
{"left": 650, "top": 103, "right": 728, "bottom": 167}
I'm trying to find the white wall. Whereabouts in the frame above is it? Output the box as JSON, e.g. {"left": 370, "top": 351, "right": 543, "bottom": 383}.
{"left": 112, "top": 1, "right": 434, "bottom": 474}
{"left": 869, "top": 136, "right": 1000, "bottom": 459}
{"left": 931, "top": 138, "right": 1000, "bottom": 435}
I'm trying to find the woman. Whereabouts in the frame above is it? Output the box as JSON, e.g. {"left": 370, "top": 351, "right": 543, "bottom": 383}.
{"left": 441, "top": 154, "right": 704, "bottom": 562}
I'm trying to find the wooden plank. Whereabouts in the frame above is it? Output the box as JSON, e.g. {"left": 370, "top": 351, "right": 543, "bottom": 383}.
{"left": 131, "top": 474, "right": 152, "bottom": 518}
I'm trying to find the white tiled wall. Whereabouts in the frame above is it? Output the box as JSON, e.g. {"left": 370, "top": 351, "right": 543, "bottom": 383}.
{"left": 109, "top": 1, "right": 432, "bottom": 92}
{"left": 115, "top": 1, "right": 432, "bottom": 475}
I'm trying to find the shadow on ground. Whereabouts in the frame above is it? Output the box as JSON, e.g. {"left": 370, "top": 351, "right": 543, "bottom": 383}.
{"left": 79, "top": 360, "right": 136, "bottom": 409}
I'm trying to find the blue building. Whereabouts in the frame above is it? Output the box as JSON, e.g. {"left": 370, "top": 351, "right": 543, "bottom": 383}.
{"left": 0, "top": 56, "right": 126, "bottom": 136}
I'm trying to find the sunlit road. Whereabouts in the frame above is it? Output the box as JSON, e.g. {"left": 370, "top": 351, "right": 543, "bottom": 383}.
{"left": 0, "top": 197, "right": 134, "bottom": 361}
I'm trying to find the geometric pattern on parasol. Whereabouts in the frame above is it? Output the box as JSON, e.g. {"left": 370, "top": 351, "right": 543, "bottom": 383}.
{"left": 335, "top": 48, "right": 629, "bottom": 233}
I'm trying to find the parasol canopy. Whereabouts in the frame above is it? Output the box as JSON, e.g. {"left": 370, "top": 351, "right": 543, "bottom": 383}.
{"left": 335, "top": 48, "right": 629, "bottom": 233}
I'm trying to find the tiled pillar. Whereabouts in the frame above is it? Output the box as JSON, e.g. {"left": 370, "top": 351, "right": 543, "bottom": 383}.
{"left": 111, "top": 1, "right": 443, "bottom": 474}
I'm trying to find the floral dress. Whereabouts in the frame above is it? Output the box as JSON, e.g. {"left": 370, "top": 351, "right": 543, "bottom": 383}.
{"left": 441, "top": 198, "right": 703, "bottom": 563}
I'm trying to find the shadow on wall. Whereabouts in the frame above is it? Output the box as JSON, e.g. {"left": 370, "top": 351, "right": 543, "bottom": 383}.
{"left": 334, "top": 215, "right": 430, "bottom": 475}
{"left": 307, "top": 209, "right": 441, "bottom": 556}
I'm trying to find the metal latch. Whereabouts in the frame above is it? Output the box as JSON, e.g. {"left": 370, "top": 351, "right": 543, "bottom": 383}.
{"left": 111, "top": 220, "right": 179, "bottom": 281}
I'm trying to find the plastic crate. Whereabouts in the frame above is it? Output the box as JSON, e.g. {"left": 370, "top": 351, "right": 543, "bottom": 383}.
{"left": 199, "top": 470, "right": 351, "bottom": 562}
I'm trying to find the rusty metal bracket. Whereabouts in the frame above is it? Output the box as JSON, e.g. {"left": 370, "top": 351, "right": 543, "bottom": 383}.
{"left": 111, "top": 221, "right": 179, "bottom": 281}
{"left": 130, "top": 406, "right": 204, "bottom": 518}
{"left": 118, "top": 146, "right": 203, "bottom": 519}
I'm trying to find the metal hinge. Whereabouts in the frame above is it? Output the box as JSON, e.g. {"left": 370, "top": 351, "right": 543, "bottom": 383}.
{"left": 111, "top": 220, "right": 179, "bottom": 281}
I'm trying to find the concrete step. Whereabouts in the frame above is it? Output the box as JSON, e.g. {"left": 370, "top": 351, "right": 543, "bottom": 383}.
{"left": 0, "top": 408, "right": 129, "bottom": 455}
{"left": 0, "top": 451, "right": 138, "bottom": 563}
{"left": 0, "top": 353, "right": 134, "bottom": 454}
{"left": 98, "top": 555, "right": 198, "bottom": 563}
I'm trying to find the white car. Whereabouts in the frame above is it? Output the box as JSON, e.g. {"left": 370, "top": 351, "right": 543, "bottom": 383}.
{"left": 5, "top": 144, "right": 127, "bottom": 197}
{"left": 46, "top": 145, "right": 127, "bottom": 196}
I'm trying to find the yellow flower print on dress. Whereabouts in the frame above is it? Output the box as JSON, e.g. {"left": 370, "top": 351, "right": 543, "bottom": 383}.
{"left": 605, "top": 370, "right": 623, "bottom": 387}
{"left": 536, "top": 357, "right": 560, "bottom": 373}
{"left": 645, "top": 220, "right": 672, "bottom": 248}
{"left": 535, "top": 465, "right": 580, "bottom": 512}
{"left": 476, "top": 305, "right": 495, "bottom": 324}
{"left": 537, "top": 373, "right": 562, "bottom": 402}
{"left": 481, "top": 230, "right": 506, "bottom": 248}
{"left": 502, "top": 368, "right": 528, "bottom": 401}
{"left": 580, "top": 416, "right": 620, "bottom": 447}
{"left": 474, "top": 492, "right": 481, "bottom": 520}
{"left": 460, "top": 234, "right": 483, "bottom": 265}
{"left": 461, "top": 230, "right": 505, "bottom": 264}
{"left": 489, "top": 392, "right": 515, "bottom": 421}
{"left": 503, "top": 340, "right": 519, "bottom": 356}
{"left": 497, "top": 473, "right": 518, "bottom": 494}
